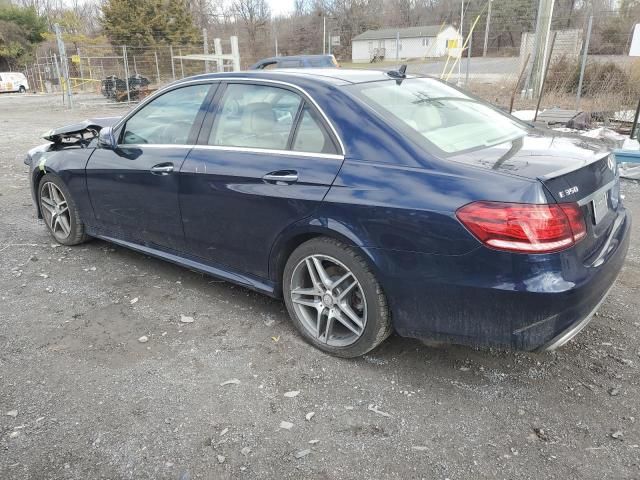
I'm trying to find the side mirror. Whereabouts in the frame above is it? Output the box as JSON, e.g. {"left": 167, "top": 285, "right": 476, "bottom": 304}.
{"left": 97, "top": 126, "right": 116, "bottom": 149}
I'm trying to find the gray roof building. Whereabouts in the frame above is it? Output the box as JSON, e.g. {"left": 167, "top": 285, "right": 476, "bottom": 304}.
{"left": 352, "top": 25, "right": 453, "bottom": 41}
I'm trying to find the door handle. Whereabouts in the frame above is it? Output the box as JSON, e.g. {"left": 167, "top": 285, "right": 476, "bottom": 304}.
{"left": 150, "top": 163, "right": 174, "bottom": 175}
{"left": 262, "top": 171, "right": 298, "bottom": 184}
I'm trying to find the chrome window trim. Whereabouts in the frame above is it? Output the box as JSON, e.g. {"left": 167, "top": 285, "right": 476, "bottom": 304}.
{"left": 121, "top": 143, "right": 344, "bottom": 160}
{"left": 120, "top": 144, "right": 193, "bottom": 149}
{"left": 114, "top": 76, "right": 346, "bottom": 157}
{"left": 193, "top": 144, "right": 343, "bottom": 160}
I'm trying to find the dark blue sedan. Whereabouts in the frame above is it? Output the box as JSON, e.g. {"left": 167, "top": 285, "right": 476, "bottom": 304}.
{"left": 25, "top": 69, "right": 630, "bottom": 357}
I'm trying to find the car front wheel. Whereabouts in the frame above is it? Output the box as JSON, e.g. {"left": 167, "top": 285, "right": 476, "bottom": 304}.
{"left": 38, "top": 174, "right": 88, "bottom": 245}
{"left": 283, "top": 237, "right": 392, "bottom": 357}
{"left": 18, "top": 86, "right": 26, "bottom": 93}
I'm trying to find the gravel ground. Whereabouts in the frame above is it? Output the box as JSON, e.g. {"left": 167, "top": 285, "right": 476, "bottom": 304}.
{"left": 1, "top": 93, "right": 639, "bottom": 480}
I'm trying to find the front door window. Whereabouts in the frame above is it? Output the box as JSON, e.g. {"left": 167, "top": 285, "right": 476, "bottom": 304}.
{"left": 121, "top": 83, "right": 211, "bottom": 145}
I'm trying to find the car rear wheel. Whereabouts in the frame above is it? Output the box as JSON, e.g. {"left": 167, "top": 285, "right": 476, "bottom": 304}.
{"left": 38, "top": 175, "right": 88, "bottom": 246}
{"left": 18, "top": 86, "right": 26, "bottom": 93}
{"left": 283, "top": 237, "right": 391, "bottom": 357}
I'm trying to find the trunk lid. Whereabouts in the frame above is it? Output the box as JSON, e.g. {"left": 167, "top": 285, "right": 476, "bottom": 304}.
{"left": 449, "top": 130, "right": 622, "bottom": 259}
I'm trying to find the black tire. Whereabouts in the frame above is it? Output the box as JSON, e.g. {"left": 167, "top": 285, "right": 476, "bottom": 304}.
{"left": 38, "top": 174, "right": 88, "bottom": 246}
{"left": 283, "top": 237, "right": 392, "bottom": 358}
{"left": 18, "top": 86, "right": 26, "bottom": 93}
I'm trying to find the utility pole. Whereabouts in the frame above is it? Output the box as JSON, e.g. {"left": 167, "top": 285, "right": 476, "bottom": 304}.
{"left": 214, "top": 38, "right": 223, "bottom": 72}
{"left": 322, "top": 16, "right": 326, "bottom": 54}
{"left": 169, "top": 45, "right": 176, "bottom": 81}
{"left": 77, "top": 47, "right": 84, "bottom": 92}
{"left": 230, "top": 36, "right": 240, "bottom": 71}
{"left": 466, "top": 30, "right": 472, "bottom": 86}
{"left": 483, "top": 0, "right": 492, "bottom": 57}
{"left": 54, "top": 24, "right": 73, "bottom": 108}
{"left": 122, "top": 45, "right": 131, "bottom": 104}
{"left": 575, "top": 15, "right": 593, "bottom": 111}
{"left": 154, "top": 51, "right": 161, "bottom": 84}
{"left": 525, "top": 0, "right": 555, "bottom": 98}
{"left": 52, "top": 53, "right": 64, "bottom": 105}
{"left": 203, "top": 27, "right": 210, "bottom": 73}
{"left": 458, "top": 0, "right": 464, "bottom": 85}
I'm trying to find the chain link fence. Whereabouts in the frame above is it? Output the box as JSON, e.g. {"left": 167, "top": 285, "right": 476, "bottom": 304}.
{"left": 21, "top": 38, "right": 239, "bottom": 105}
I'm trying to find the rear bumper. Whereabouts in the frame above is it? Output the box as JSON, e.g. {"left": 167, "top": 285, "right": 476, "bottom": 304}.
{"left": 537, "top": 283, "right": 613, "bottom": 351}
{"left": 371, "top": 208, "right": 631, "bottom": 351}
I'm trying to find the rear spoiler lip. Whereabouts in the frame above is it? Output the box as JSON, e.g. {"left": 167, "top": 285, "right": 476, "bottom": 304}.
{"left": 536, "top": 152, "right": 612, "bottom": 182}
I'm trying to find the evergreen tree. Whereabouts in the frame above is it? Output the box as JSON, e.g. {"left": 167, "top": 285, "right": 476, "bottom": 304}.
{"left": 0, "top": 5, "right": 47, "bottom": 70}
{"left": 102, "top": 0, "right": 201, "bottom": 47}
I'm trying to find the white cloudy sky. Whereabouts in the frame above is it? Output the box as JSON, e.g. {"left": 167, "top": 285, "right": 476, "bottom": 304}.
{"left": 63, "top": 0, "right": 297, "bottom": 18}
{"left": 268, "top": 0, "right": 296, "bottom": 16}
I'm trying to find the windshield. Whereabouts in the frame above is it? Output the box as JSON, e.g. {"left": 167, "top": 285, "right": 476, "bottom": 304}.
{"left": 310, "top": 56, "right": 337, "bottom": 67}
{"left": 348, "top": 78, "right": 528, "bottom": 155}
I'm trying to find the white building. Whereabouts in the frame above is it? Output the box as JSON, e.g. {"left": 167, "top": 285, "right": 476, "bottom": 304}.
{"left": 631, "top": 24, "right": 640, "bottom": 56}
{"left": 351, "top": 25, "right": 462, "bottom": 63}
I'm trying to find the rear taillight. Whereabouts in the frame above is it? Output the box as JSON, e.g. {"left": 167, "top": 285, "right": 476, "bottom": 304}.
{"left": 456, "top": 201, "right": 586, "bottom": 253}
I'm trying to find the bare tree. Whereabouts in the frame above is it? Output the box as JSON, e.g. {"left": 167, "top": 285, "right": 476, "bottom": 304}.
{"left": 232, "top": 0, "right": 270, "bottom": 59}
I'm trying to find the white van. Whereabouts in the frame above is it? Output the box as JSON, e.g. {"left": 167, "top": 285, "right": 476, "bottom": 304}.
{"left": 0, "top": 72, "right": 29, "bottom": 93}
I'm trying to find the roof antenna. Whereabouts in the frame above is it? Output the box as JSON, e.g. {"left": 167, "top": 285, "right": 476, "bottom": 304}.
{"left": 387, "top": 64, "right": 408, "bottom": 83}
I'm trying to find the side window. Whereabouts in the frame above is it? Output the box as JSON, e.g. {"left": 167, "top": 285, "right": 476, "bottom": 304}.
{"left": 280, "top": 60, "right": 302, "bottom": 68}
{"left": 209, "top": 84, "right": 302, "bottom": 150}
{"left": 292, "top": 107, "right": 338, "bottom": 155}
{"left": 121, "top": 83, "right": 211, "bottom": 145}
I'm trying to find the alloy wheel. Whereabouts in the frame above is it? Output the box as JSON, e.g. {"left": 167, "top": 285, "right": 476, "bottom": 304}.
{"left": 289, "top": 254, "right": 367, "bottom": 347}
{"left": 40, "top": 182, "right": 72, "bottom": 240}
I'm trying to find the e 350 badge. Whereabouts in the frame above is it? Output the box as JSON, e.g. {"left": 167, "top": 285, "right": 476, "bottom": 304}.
{"left": 558, "top": 186, "right": 579, "bottom": 199}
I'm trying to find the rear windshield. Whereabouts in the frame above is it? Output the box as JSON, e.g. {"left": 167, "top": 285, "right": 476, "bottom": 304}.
{"left": 347, "top": 77, "right": 528, "bottom": 155}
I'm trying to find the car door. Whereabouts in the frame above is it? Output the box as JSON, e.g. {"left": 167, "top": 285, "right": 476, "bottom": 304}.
{"left": 179, "top": 81, "right": 344, "bottom": 279}
{"left": 86, "top": 82, "right": 216, "bottom": 252}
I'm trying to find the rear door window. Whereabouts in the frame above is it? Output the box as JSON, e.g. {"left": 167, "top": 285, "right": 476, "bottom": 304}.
{"left": 292, "top": 107, "right": 338, "bottom": 155}
{"left": 279, "top": 60, "right": 302, "bottom": 68}
{"left": 209, "top": 83, "right": 302, "bottom": 150}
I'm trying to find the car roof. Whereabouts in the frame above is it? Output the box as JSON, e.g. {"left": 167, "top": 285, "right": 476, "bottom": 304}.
{"left": 181, "top": 68, "right": 415, "bottom": 87}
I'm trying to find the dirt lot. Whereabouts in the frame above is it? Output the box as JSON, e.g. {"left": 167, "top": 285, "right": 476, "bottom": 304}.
{"left": 1, "top": 93, "right": 639, "bottom": 480}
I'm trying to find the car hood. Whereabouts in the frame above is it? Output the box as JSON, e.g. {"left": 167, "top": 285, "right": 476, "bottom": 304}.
{"left": 43, "top": 117, "right": 120, "bottom": 143}
{"left": 448, "top": 129, "right": 610, "bottom": 181}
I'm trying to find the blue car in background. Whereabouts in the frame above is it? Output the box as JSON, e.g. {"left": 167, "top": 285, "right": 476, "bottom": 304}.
{"left": 250, "top": 55, "right": 339, "bottom": 70}
{"left": 25, "top": 68, "right": 630, "bottom": 358}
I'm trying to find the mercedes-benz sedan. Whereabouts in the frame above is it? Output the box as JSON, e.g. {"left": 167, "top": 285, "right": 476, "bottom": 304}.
{"left": 24, "top": 69, "right": 630, "bottom": 357}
